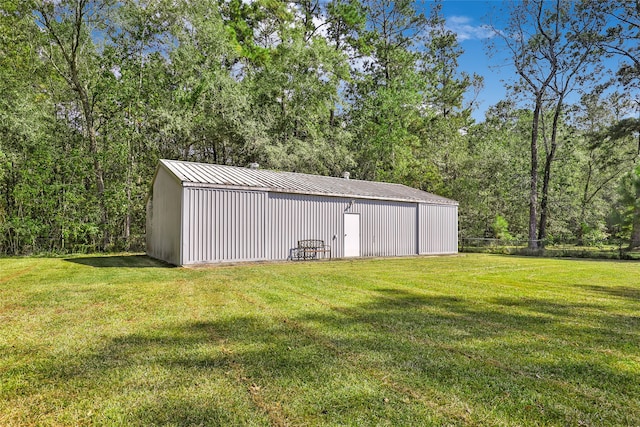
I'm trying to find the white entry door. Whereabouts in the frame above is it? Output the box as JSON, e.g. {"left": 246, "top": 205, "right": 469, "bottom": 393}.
{"left": 344, "top": 213, "right": 360, "bottom": 257}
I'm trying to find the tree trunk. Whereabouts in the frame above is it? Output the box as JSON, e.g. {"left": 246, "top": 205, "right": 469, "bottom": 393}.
{"left": 537, "top": 152, "right": 553, "bottom": 247}
{"left": 124, "top": 160, "right": 131, "bottom": 249}
{"left": 529, "top": 100, "right": 541, "bottom": 249}
{"left": 577, "top": 160, "right": 593, "bottom": 246}
{"left": 537, "top": 95, "right": 563, "bottom": 247}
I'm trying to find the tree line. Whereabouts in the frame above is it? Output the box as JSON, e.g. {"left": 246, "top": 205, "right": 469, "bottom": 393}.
{"left": 0, "top": 0, "right": 638, "bottom": 254}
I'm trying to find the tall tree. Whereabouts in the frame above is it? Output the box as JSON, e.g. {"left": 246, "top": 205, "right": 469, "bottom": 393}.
{"left": 103, "top": 0, "right": 177, "bottom": 246}
{"left": 571, "top": 90, "right": 637, "bottom": 244}
{"left": 230, "top": 0, "right": 354, "bottom": 174}
{"left": 413, "top": 3, "right": 481, "bottom": 196}
{"left": 460, "top": 101, "right": 531, "bottom": 239}
{"left": 347, "top": 0, "right": 429, "bottom": 181}
{"left": 490, "top": 0, "right": 607, "bottom": 248}
{"left": 0, "top": 0, "right": 86, "bottom": 253}
{"left": 35, "top": 0, "right": 114, "bottom": 248}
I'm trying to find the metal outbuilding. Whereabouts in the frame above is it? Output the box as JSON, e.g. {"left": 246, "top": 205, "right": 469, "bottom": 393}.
{"left": 146, "top": 159, "right": 458, "bottom": 266}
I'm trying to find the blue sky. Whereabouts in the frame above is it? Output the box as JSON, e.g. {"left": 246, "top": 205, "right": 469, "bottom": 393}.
{"left": 432, "top": 0, "right": 637, "bottom": 123}
{"left": 431, "top": 0, "right": 508, "bottom": 121}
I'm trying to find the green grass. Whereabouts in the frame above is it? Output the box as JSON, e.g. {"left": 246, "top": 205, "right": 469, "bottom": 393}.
{"left": 1, "top": 254, "right": 639, "bottom": 426}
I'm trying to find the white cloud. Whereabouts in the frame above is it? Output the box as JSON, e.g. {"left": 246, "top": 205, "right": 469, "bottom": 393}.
{"left": 446, "top": 15, "right": 496, "bottom": 42}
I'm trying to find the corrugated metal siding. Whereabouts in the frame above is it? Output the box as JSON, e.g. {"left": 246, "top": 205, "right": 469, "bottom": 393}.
{"left": 352, "top": 200, "right": 417, "bottom": 257}
{"left": 268, "top": 193, "right": 343, "bottom": 260}
{"left": 182, "top": 188, "right": 266, "bottom": 264}
{"left": 419, "top": 204, "right": 458, "bottom": 254}
{"left": 146, "top": 167, "right": 182, "bottom": 265}
{"left": 267, "top": 194, "right": 418, "bottom": 259}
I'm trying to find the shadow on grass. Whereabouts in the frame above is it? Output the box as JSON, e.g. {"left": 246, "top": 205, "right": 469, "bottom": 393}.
{"left": 64, "top": 254, "right": 174, "bottom": 268}
{"left": 11, "top": 288, "right": 640, "bottom": 426}
{"left": 491, "top": 296, "right": 588, "bottom": 317}
{"left": 580, "top": 285, "right": 640, "bottom": 302}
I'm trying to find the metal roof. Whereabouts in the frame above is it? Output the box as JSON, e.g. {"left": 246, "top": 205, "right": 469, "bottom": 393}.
{"left": 159, "top": 159, "right": 458, "bottom": 205}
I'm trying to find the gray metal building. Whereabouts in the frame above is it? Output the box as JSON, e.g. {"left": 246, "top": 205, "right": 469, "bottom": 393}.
{"left": 146, "top": 159, "right": 458, "bottom": 266}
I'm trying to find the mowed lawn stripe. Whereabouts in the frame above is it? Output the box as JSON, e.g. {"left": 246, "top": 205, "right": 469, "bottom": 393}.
{"left": 247, "top": 274, "right": 637, "bottom": 425}
{"left": 236, "top": 256, "right": 640, "bottom": 424}
{"left": 229, "top": 287, "right": 483, "bottom": 425}
{"left": 243, "top": 281, "right": 506, "bottom": 425}
{"left": 1, "top": 262, "right": 271, "bottom": 426}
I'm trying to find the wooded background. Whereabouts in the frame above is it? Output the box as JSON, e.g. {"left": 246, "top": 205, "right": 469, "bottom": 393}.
{"left": 1, "top": 0, "right": 639, "bottom": 254}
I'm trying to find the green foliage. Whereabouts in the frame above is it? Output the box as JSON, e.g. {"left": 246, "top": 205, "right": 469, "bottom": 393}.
{"left": 458, "top": 102, "right": 531, "bottom": 238}
{"left": 492, "top": 214, "right": 512, "bottom": 241}
{"left": 611, "top": 166, "right": 640, "bottom": 248}
{"left": 579, "top": 223, "right": 609, "bottom": 246}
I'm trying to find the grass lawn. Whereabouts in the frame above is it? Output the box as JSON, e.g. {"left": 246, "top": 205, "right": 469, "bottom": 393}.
{"left": 1, "top": 254, "right": 639, "bottom": 426}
